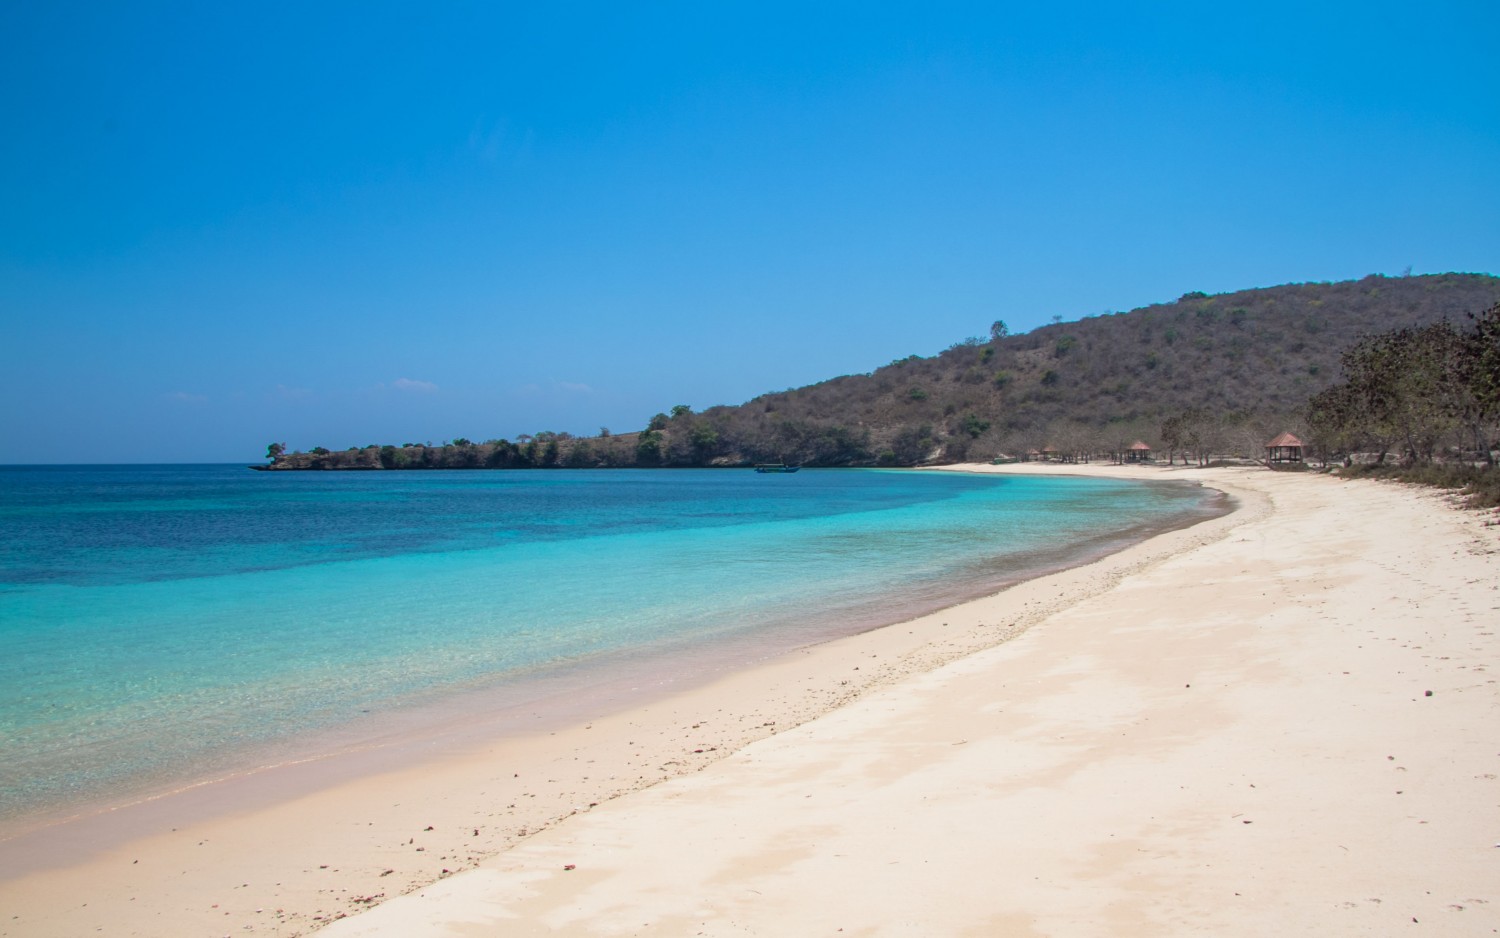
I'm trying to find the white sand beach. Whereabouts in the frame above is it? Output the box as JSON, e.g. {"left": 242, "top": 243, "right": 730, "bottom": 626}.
{"left": 3, "top": 464, "right": 1497, "bottom": 936}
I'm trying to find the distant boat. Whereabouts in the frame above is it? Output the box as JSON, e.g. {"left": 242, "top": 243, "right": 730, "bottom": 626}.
{"left": 754, "top": 463, "right": 801, "bottom": 473}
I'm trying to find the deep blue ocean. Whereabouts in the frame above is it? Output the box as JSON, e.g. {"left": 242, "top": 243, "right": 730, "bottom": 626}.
{"left": 0, "top": 465, "right": 1216, "bottom": 826}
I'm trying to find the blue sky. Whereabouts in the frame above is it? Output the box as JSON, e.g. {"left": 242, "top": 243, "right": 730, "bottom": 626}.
{"left": 3, "top": 1, "right": 1497, "bottom": 463}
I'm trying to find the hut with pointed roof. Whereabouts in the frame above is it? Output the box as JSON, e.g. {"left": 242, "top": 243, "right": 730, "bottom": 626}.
{"left": 1125, "top": 440, "right": 1153, "bottom": 463}
{"left": 1265, "top": 431, "right": 1304, "bottom": 464}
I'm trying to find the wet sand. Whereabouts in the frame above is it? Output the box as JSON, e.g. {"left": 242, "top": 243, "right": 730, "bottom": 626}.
{"left": 4, "top": 464, "right": 1497, "bottom": 936}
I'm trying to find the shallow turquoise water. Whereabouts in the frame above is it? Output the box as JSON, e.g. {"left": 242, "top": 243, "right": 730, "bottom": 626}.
{"left": 0, "top": 465, "right": 1217, "bottom": 822}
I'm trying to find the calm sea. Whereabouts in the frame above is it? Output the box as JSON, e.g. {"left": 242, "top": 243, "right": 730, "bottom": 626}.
{"left": 0, "top": 465, "right": 1218, "bottom": 828}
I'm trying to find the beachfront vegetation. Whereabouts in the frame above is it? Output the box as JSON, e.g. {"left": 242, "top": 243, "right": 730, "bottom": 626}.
{"left": 1299, "top": 301, "right": 1500, "bottom": 509}
{"left": 1336, "top": 463, "right": 1500, "bottom": 511}
{"left": 1307, "top": 304, "right": 1500, "bottom": 466}
{"left": 260, "top": 273, "right": 1500, "bottom": 472}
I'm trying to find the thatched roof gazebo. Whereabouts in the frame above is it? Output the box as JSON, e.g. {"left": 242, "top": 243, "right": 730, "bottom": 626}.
{"left": 1125, "top": 440, "right": 1152, "bottom": 463}
{"left": 1265, "top": 431, "right": 1304, "bottom": 464}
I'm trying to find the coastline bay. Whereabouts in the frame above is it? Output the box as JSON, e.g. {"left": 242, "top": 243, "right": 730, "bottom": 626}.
{"left": 0, "top": 466, "right": 1218, "bottom": 839}
{"left": 5, "top": 465, "right": 1494, "bottom": 937}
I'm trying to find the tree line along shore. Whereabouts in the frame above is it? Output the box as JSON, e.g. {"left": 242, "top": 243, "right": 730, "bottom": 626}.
{"left": 259, "top": 273, "right": 1500, "bottom": 500}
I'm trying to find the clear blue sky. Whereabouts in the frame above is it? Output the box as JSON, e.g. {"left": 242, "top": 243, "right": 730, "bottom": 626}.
{"left": 3, "top": 1, "right": 1497, "bottom": 463}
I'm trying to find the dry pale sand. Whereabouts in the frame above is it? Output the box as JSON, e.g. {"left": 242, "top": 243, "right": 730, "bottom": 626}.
{"left": 3, "top": 464, "right": 1498, "bottom": 936}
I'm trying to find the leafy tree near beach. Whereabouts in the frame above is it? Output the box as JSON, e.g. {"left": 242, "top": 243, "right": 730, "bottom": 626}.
{"left": 1307, "top": 304, "right": 1500, "bottom": 464}
{"left": 1158, "top": 414, "right": 1188, "bottom": 465}
{"left": 266, "top": 442, "right": 286, "bottom": 461}
{"left": 379, "top": 444, "right": 409, "bottom": 468}
{"left": 1456, "top": 303, "right": 1500, "bottom": 464}
{"left": 1311, "top": 328, "right": 1412, "bottom": 463}
{"left": 690, "top": 424, "right": 720, "bottom": 459}
{"left": 635, "top": 430, "right": 663, "bottom": 465}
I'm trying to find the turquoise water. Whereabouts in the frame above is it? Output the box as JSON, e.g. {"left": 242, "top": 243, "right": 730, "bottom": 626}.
{"left": 0, "top": 465, "right": 1217, "bottom": 825}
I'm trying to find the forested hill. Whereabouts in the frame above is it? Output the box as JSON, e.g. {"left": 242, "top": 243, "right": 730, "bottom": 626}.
{"left": 262, "top": 273, "right": 1500, "bottom": 470}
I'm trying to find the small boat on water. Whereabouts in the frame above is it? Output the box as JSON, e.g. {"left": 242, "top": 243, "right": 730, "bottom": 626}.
{"left": 754, "top": 463, "right": 801, "bottom": 473}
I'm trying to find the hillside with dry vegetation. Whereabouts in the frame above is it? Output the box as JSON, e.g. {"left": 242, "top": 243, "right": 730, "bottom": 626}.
{"left": 262, "top": 272, "right": 1500, "bottom": 470}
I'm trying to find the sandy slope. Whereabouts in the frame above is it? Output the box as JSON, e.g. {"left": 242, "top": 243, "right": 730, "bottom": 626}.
{"left": 4, "top": 465, "right": 1497, "bottom": 936}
